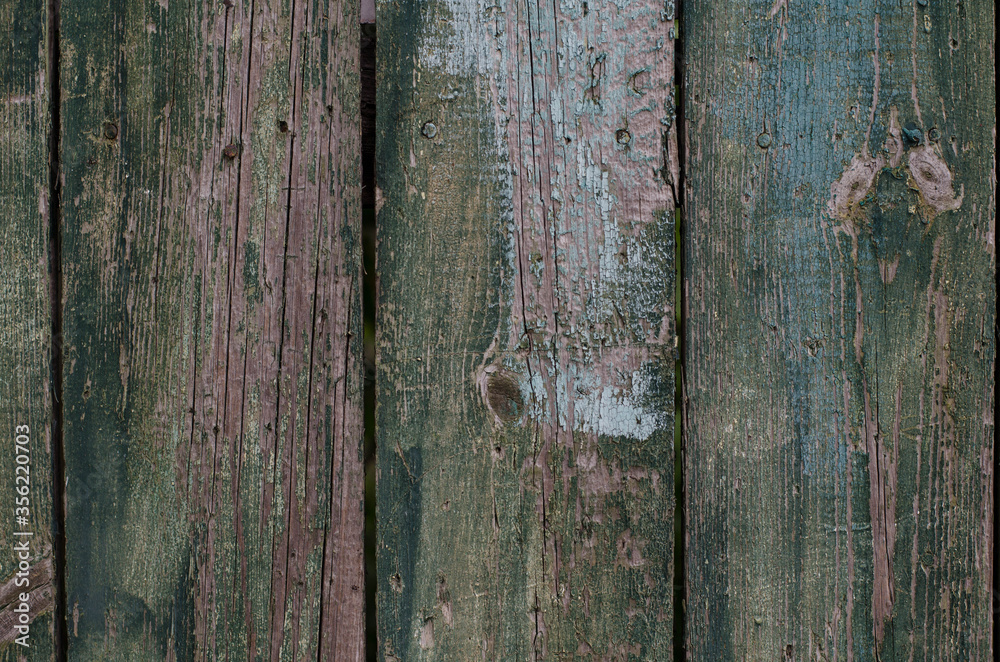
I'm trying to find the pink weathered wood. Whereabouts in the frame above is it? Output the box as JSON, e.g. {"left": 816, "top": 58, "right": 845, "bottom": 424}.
{"left": 58, "top": 0, "right": 364, "bottom": 659}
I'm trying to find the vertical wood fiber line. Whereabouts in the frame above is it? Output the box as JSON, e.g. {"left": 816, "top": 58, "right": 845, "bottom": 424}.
{"left": 0, "top": 0, "right": 56, "bottom": 657}
{"left": 377, "top": 0, "right": 677, "bottom": 659}
{"left": 684, "top": 1, "right": 994, "bottom": 660}
{"left": 58, "top": 1, "right": 363, "bottom": 659}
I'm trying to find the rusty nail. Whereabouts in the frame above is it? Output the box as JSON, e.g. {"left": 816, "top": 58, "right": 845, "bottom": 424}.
{"left": 901, "top": 122, "right": 923, "bottom": 147}
{"left": 103, "top": 122, "right": 119, "bottom": 140}
{"left": 615, "top": 128, "right": 631, "bottom": 145}
{"left": 223, "top": 143, "right": 239, "bottom": 159}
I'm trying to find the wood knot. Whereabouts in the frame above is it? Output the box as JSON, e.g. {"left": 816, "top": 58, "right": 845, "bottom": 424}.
{"left": 907, "top": 146, "right": 962, "bottom": 214}
{"left": 827, "top": 154, "right": 882, "bottom": 221}
{"left": 485, "top": 372, "right": 523, "bottom": 422}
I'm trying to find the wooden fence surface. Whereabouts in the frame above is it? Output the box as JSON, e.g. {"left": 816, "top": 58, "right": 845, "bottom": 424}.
{"left": 0, "top": 1, "right": 993, "bottom": 661}
{"left": 684, "top": 1, "right": 994, "bottom": 660}
{"left": 376, "top": 0, "right": 678, "bottom": 659}
{"left": 1, "top": 1, "right": 54, "bottom": 657}
{"left": 56, "top": 0, "right": 361, "bottom": 659}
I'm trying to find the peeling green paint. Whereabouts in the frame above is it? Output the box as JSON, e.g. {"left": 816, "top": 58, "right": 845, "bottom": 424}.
{"left": 59, "top": 0, "right": 363, "bottom": 658}
{"left": 378, "top": 0, "right": 677, "bottom": 659}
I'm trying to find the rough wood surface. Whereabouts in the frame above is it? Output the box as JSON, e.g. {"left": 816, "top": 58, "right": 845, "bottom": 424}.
{"left": 377, "top": 1, "right": 677, "bottom": 659}
{"left": 0, "top": 1, "right": 55, "bottom": 657}
{"left": 59, "top": 1, "right": 362, "bottom": 659}
{"left": 683, "top": 1, "right": 995, "bottom": 659}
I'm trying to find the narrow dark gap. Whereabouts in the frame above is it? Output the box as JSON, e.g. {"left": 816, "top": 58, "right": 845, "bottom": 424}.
{"left": 672, "top": 1, "right": 687, "bottom": 659}
{"left": 47, "top": 0, "right": 68, "bottom": 659}
{"left": 360, "top": 19, "right": 378, "bottom": 662}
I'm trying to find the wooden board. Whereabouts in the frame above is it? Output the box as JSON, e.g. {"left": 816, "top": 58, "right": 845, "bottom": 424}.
{"left": 0, "top": 1, "right": 55, "bottom": 657}
{"left": 683, "top": 0, "right": 995, "bottom": 659}
{"left": 58, "top": 1, "right": 362, "bottom": 658}
{"left": 376, "top": 0, "right": 677, "bottom": 659}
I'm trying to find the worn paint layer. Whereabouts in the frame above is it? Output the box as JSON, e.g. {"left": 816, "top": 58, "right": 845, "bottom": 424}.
{"left": 684, "top": 1, "right": 994, "bottom": 660}
{"left": 377, "top": 0, "right": 677, "bottom": 659}
{"left": 0, "top": 0, "right": 55, "bottom": 657}
{"left": 59, "top": 1, "right": 363, "bottom": 659}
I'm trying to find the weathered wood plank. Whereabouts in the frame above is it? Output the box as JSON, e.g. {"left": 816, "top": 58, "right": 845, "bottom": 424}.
{"left": 377, "top": 1, "right": 677, "bottom": 659}
{"left": 59, "top": 1, "right": 362, "bottom": 658}
{"left": 683, "top": 1, "right": 994, "bottom": 659}
{"left": 0, "top": 1, "right": 55, "bottom": 657}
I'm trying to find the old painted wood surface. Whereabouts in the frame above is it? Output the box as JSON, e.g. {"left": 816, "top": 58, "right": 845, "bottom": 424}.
{"left": 0, "top": 1, "right": 55, "bottom": 657}
{"left": 377, "top": 0, "right": 677, "bottom": 659}
{"left": 684, "top": 0, "right": 994, "bottom": 660}
{"left": 59, "top": 0, "right": 362, "bottom": 659}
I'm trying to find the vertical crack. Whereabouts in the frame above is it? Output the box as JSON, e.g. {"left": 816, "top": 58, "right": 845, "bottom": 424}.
{"left": 360, "top": 17, "right": 377, "bottom": 662}
{"left": 672, "top": 0, "right": 687, "bottom": 658}
{"left": 47, "top": 0, "right": 68, "bottom": 659}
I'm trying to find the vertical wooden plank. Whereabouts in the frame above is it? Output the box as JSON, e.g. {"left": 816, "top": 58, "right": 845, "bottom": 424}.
{"left": 377, "top": 0, "right": 677, "bottom": 659}
{"left": 0, "top": 0, "right": 55, "bottom": 657}
{"left": 59, "top": 0, "right": 362, "bottom": 658}
{"left": 684, "top": 1, "right": 994, "bottom": 659}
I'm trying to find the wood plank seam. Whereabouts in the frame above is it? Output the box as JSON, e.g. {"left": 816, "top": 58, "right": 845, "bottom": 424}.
{"left": 46, "top": 0, "right": 68, "bottom": 659}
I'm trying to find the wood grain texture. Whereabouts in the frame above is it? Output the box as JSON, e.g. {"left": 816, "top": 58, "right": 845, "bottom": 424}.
{"left": 377, "top": 0, "right": 677, "bottom": 659}
{"left": 59, "top": 1, "right": 362, "bottom": 659}
{"left": 0, "top": 1, "right": 55, "bottom": 657}
{"left": 683, "top": 1, "right": 995, "bottom": 659}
